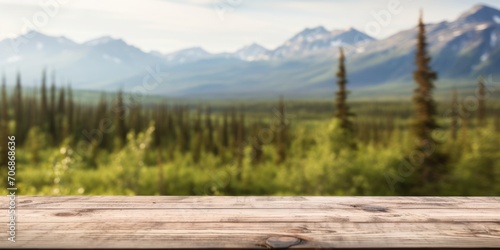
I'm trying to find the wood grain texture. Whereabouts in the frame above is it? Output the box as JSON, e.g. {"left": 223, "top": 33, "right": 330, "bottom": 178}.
{"left": 1, "top": 196, "right": 499, "bottom": 249}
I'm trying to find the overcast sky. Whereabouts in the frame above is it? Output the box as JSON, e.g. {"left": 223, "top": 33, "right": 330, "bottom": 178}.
{"left": 0, "top": 0, "right": 498, "bottom": 53}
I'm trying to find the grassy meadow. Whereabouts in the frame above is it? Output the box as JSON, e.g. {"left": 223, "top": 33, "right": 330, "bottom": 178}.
{"left": 1, "top": 84, "right": 499, "bottom": 196}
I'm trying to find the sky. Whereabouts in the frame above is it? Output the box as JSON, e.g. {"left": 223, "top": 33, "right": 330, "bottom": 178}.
{"left": 0, "top": 0, "right": 499, "bottom": 54}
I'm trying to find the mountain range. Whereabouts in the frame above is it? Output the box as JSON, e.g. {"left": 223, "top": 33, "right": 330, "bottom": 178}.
{"left": 0, "top": 4, "right": 499, "bottom": 98}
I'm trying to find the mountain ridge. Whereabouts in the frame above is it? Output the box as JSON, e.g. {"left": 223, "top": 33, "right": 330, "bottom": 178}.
{"left": 0, "top": 4, "right": 499, "bottom": 98}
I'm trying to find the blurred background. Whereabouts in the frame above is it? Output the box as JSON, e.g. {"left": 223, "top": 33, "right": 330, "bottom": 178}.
{"left": 0, "top": 0, "right": 499, "bottom": 195}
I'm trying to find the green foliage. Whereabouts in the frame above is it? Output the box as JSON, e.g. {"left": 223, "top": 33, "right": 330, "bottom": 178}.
{"left": 111, "top": 126, "right": 154, "bottom": 194}
{"left": 1, "top": 112, "right": 498, "bottom": 196}
{"left": 0, "top": 69, "right": 498, "bottom": 196}
{"left": 25, "top": 127, "right": 49, "bottom": 164}
{"left": 446, "top": 125, "right": 500, "bottom": 195}
{"left": 327, "top": 119, "right": 357, "bottom": 155}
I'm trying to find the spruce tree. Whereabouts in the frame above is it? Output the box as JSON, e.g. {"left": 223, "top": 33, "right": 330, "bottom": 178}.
{"left": 334, "top": 47, "right": 353, "bottom": 132}
{"left": 230, "top": 108, "right": 241, "bottom": 163}
{"left": 276, "top": 96, "right": 287, "bottom": 164}
{"left": 250, "top": 122, "right": 263, "bottom": 165}
{"left": 40, "top": 69, "right": 48, "bottom": 128}
{"left": 49, "top": 79, "right": 57, "bottom": 145}
{"left": 73, "top": 103, "right": 82, "bottom": 141}
{"left": 166, "top": 108, "right": 176, "bottom": 160}
{"left": 477, "top": 76, "right": 486, "bottom": 127}
{"left": 412, "top": 12, "right": 438, "bottom": 150}
{"left": 14, "top": 73, "right": 24, "bottom": 144}
{"left": 153, "top": 104, "right": 163, "bottom": 147}
{"left": 222, "top": 111, "right": 229, "bottom": 148}
{"left": 495, "top": 111, "right": 500, "bottom": 132}
{"left": 205, "top": 106, "right": 215, "bottom": 154}
{"left": 406, "top": 11, "right": 447, "bottom": 194}
{"left": 178, "top": 107, "right": 190, "bottom": 153}
{"left": 236, "top": 109, "right": 245, "bottom": 179}
{"left": 460, "top": 105, "right": 469, "bottom": 146}
{"left": 58, "top": 88, "right": 66, "bottom": 143}
{"left": 183, "top": 108, "right": 191, "bottom": 153}
{"left": 386, "top": 114, "right": 395, "bottom": 146}
{"left": 30, "top": 88, "right": 40, "bottom": 128}
{"left": 212, "top": 116, "right": 220, "bottom": 156}
{"left": 0, "top": 75, "right": 9, "bottom": 168}
{"left": 230, "top": 108, "right": 238, "bottom": 148}
{"left": 450, "top": 88, "right": 458, "bottom": 142}
{"left": 114, "top": 90, "right": 127, "bottom": 148}
{"left": 192, "top": 107, "right": 202, "bottom": 163}
{"left": 57, "top": 88, "right": 65, "bottom": 114}
{"left": 67, "top": 85, "right": 74, "bottom": 138}
{"left": 165, "top": 107, "right": 174, "bottom": 144}
{"left": 129, "top": 102, "right": 142, "bottom": 134}
{"left": 1, "top": 74, "right": 7, "bottom": 127}
{"left": 96, "top": 94, "right": 110, "bottom": 149}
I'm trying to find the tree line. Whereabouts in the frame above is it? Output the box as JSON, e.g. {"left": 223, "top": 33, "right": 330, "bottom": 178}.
{"left": 0, "top": 71, "right": 290, "bottom": 169}
{"left": 0, "top": 12, "right": 497, "bottom": 195}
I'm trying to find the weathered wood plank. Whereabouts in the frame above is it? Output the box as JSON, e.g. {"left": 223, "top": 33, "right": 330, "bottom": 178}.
{"left": 1, "top": 196, "right": 499, "bottom": 249}
{"left": 16, "top": 196, "right": 500, "bottom": 209}
{"left": 15, "top": 208, "right": 500, "bottom": 223}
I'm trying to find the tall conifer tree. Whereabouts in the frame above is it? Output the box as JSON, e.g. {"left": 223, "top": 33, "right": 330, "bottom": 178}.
{"left": 14, "top": 73, "right": 24, "bottom": 144}
{"left": 1, "top": 75, "right": 9, "bottom": 168}
{"left": 477, "top": 76, "right": 486, "bottom": 127}
{"left": 114, "top": 90, "right": 127, "bottom": 148}
{"left": 405, "top": 11, "right": 447, "bottom": 194}
{"left": 40, "top": 69, "right": 48, "bottom": 128}
{"left": 67, "top": 85, "right": 74, "bottom": 137}
{"left": 205, "top": 106, "right": 215, "bottom": 154}
{"left": 335, "top": 47, "right": 353, "bottom": 132}
{"left": 412, "top": 11, "right": 438, "bottom": 150}
{"left": 49, "top": 75, "right": 57, "bottom": 144}
{"left": 450, "top": 87, "right": 458, "bottom": 142}
{"left": 276, "top": 96, "right": 287, "bottom": 164}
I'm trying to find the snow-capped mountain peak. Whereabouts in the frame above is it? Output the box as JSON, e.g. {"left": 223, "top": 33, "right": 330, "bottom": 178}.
{"left": 163, "top": 47, "right": 212, "bottom": 64}
{"left": 272, "top": 26, "right": 375, "bottom": 59}
{"left": 457, "top": 4, "right": 500, "bottom": 24}
{"left": 240, "top": 43, "right": 267, "bottom": 50}
{"left": 235, "top": 43, "right": 270, "bottom": 61}
{"left": 84, "top": 36, "right": 123, "bottom": 46}
{"left": 331, "top": 27, "right": 375, "bottom": 45}
{"left": 289, "top": 26, "right": 330, "bottom": 43}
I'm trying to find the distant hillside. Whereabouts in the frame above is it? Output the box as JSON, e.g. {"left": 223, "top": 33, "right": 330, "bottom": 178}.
{"left": 0, "top": 4, "right": 499, "bottom": 98}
